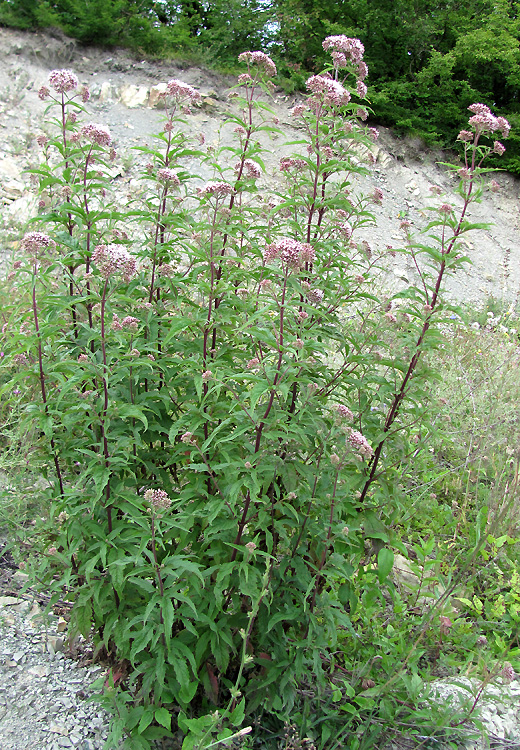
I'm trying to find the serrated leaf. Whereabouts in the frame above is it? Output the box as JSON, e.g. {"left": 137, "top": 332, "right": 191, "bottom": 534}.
{"left": 138, "top": 709, "right": 154, "bottom": 734}
{"left": 155, "top": 707, "right": 171, "bottom": 730}
{"left": 119, "top": 405, "right": 148, "bottom": 430}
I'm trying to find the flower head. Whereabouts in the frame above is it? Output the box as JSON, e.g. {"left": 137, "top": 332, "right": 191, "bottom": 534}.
{"left": 144, "top": 488, "right": 172, "bottom": 511}
{"left": 48, "top": 69, "right": 78, "bottom": 93}
{"left": 280, "top": 157, "right": 306, "bottom": 172}
{"left": 263, "top": 237, "right": 314, "bottom": 268}
{"left": 457, "top": 130, "right": 473, "bottom": 142}
{"left": 500, "top": 661, "right": 515, "bottom": 683}
{"left": 356, "top": 80, "right": 368, "bottom": 99}
{"left": 166, "top": 79, "right": 201, "bottom": 103}
{"left": 91, "top": 244, "right": 137, "bottom": 281}
{"left": 306, "top": 75, "right": 351, "bottom": 107}
{"left": 238, "top": 51, "right": 277, "bottom": 77}
{"left": 346, "top": 428, "right": 373, "bottom": 459}
{"left": 157, "top": 167, "right": 180, "bottom": 185}
{"left": 322, "top": 36, "right": 365, "bottom": 63}
{"left": 335, "top": 404, "right": 354, "bottom": 421}
{"left": 21, "top": 231, "right": 55, "bottom": 257}
{"left": 198, "top": 181, "right": 233, "bottom": 198}
{"left": 439, "top": 615, "right": 452, "bottom": 635}
{"left": 122, "top": 316, "right": 139, "bottom": 331}
{"left": 81, "top": 123, "right": 112, "bottom": 146}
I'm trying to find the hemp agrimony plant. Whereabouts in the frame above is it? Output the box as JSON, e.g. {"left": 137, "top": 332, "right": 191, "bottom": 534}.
{"left": 2, "top": 36, "right": 511, "bottom": 749}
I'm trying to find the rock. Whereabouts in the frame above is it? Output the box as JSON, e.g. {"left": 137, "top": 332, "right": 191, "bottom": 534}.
{"left": 45, "top": 636, "right": 65, "bottom": 654}
{"left": 49, "top": 722, "right": 69, "bottom": 735}
{"left": 5, "top": 193, "right": 38, "bottom": 224}
{"left": 119, "top": 84, "right": 149, "bottom": 108}
{"left": 98, "top": 81, "right": 115, "bottom": 103}
{"left": 0, "top": 596, "right": 20, "bottom": 606}
{"left": 201, "top": 96, "right": 220, "bottom": 112}
{"left": 0, "top": 156, "right": 24, "bottom": 195}
{"left": 148, "top": 82, "right": 168, "bottom": 108}
{"left": 57, "top": 617, "right": 68, "bottom": 633}
{"left": 12, "top": 571, "right": 29, "bottom": 585}
{"left": 429, "top": 677, "right": 520, "bottom": 749}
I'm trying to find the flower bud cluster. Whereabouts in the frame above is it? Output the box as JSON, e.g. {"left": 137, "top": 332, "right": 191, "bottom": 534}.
{"left": 322, "top": 36, "right": 365, "bottom": 64}
{"left": 458, "top": 104, "right": 510, "bottom": 155}
{"left": 302, "top": 282, "right": 324, "bottom": 305}
{"left": 92, "top": 244, "right": 137, "bottom": 281}
{"left": 346, "top": 428, "right": 374, "bottom": 459}
{"left": 198, "top": 182, "right": 233, "bottom": 198}
{"left": 280, "top": 157, "right": 306, "bottom": 172}
{"left": 334, "top": 404, "right": 354, "bottom": 421}
{"left": 157, "top": 168, "right": 180, "bottom": 185}
{"left": 48, "top": 69, "right": 78, "bottom": 93}
{"left": 235, "top": 160, "right": 261, "bottom": 179}
{"left": 144, "top": 488, "right": 172, "bottom": 511}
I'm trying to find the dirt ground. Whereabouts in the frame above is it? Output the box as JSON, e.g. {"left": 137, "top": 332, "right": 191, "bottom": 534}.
{"left": 0, "top": 25, "right": 519, "bottom": 310}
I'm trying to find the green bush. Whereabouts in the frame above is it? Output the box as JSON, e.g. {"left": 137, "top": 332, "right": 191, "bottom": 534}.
{"left": 1, "top": 43, "right": 516, "bottom": 750}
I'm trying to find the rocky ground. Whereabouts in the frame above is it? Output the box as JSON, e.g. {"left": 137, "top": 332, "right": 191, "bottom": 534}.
{"left": 0, "top": 25, "right": 519, "bottom": 750}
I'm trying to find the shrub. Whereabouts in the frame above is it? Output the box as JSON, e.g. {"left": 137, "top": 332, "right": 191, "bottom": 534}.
{"left": 1, "top": 39, "right": 513, "bottom": 749}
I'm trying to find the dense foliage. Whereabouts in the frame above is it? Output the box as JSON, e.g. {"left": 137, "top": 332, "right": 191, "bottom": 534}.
{"left": 1, "top": 0, "right": 519, "bottom": 171}
{"left": 0, "top": 30, "right": 518, "bottom": 749}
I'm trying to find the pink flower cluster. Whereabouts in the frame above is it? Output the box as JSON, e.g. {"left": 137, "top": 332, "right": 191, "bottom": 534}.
{"left": 158, "top": 263, "right": 175, "bottom": 277}
{"left": 236, "top": 159, "right": 261, "bottom": 179}
{"left": 48, "top": 69, "right": 78, "bottom": 94}
{"left": 81, "top": 123, "right": 112, "bottom": 146}
{"left": 335, "top": 404, "right": 354, "bottom": 421}
{"left": 357, "top": 81, "right": 367, "bottom": 99}
{"left": 238, "top": 51, "right": 277, "bottom": 78}
{"left": 112, "top": 314, "right": 139, "bottom": 332}
{"left": 198, "top": 181, "right": 233, "bottom": 198}
{"left": 501, "top": 662, "right": 516, "bottom": 683}
{"left": 346, "top": 428, "right": 374, "bottom": 459}
{"left": 166, "top": 79, "right": 201, "bottom": 103}
{"left": 280, "top": 157, "right": 306, "bottom": 172}
{"left": 92, "top": 244, "right": 137, "bottom": 281}
{"left": 372, "top": 187, "right": 383, "bottom": 204}
{"left": 467, "top": 103, "right": 510, "bottom": 137}
{"left": 264, "top": 238, "right": 315, "bottom": 268}
{"left": 302, "top": 282, "right": 324, "bottom": 304}
{"left": 157, "top": 168, "right": 180, "bottom": 185}
{"left": 21, "top": 231, "right": 55, "bottom": 256}
{"left": 306, "top": 75, "right": 351, "bottom": 107}
{"left": 322, "top": 36, "right": 365, "bottom": 64}
{"left": 144, "top": 488, "right": 172, "bottom": 511}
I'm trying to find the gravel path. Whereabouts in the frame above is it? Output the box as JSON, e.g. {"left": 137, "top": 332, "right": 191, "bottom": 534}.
{"left": 0, "top": 592, "right": 115, "bottom": 749}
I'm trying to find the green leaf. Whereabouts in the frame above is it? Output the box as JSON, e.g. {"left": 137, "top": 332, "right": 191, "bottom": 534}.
{"left": 138, "top": 708, "right": 154, "bottom": 734}
{"left": 118, "top": 405, "right": 148, "bottom": 430}
{"left": 155, "top": 707, "right": 171, "bottom": 730}
{"left": 377, "top": 548, "right": 394, "bottom": 584}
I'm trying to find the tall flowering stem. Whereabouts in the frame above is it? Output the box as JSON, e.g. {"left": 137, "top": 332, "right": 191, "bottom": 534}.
{"left": 23, "top": 233, "right": 64, "bottom": 497}
{"left": 358, "top": 105, "right": 510, "bottom": 504}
